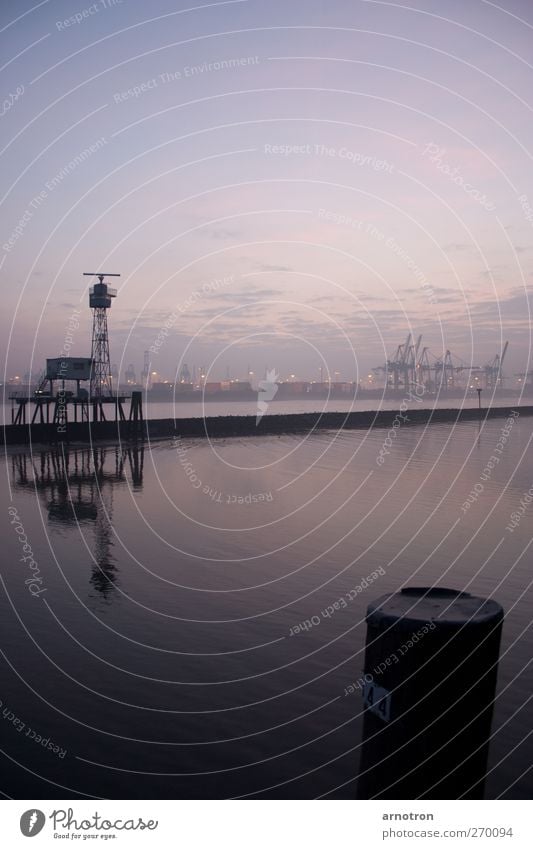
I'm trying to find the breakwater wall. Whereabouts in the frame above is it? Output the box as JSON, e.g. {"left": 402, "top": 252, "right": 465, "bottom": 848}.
{"left": 1, "top": 405, "right": 527, "bottom": 446}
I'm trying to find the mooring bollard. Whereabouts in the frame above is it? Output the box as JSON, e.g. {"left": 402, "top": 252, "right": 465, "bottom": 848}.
{"left": 357, "top": 587, "right": 504, "bottom": 799}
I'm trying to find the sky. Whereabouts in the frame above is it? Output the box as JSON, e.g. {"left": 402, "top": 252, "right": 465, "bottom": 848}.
{"left": 1, "top": 0, "right": 533, "bottom": 384}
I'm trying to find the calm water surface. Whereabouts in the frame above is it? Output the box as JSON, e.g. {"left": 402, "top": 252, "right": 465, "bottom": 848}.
{"left": 1, "top": 416, "right": 532, "bottom": 798}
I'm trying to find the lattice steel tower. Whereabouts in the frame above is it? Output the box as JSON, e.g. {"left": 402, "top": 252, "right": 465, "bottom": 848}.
{"left": 84, "top": 272, "right": 120, "bottom": 398}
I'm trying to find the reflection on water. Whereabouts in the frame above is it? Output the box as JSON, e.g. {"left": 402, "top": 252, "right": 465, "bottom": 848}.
{"left": 1, "top": 419, "right": 532, "bottom": 799}
{"left": 11, "top": 445, "right": 144, "bottom": 603}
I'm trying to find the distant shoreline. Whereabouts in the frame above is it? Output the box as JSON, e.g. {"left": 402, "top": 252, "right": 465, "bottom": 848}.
{"left": 1, "top": 405, "right": 527, "bottom": 447}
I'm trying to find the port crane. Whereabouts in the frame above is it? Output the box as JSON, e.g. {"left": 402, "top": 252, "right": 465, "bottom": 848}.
{"left": 374, "top": 336, "right": 509, "bottom": 393}
{"left": 373, "top": 333, "right": 423, "bottom": 391}
{"left": 483, "top": 341, "right": 508, "bottom": 389}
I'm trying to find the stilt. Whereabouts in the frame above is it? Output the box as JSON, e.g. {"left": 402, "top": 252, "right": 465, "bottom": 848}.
{"left": 128, "top": 391, "right": 144, "bottom": 440}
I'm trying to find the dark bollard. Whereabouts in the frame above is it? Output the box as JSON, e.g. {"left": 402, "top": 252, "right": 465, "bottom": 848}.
{"left": 357, "top": 587, "right": 504, "bottom": 800}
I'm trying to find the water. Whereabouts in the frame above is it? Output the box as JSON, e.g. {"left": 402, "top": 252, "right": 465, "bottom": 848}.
{"left": 1, "top": 415, "right": 532, "bottom": 799}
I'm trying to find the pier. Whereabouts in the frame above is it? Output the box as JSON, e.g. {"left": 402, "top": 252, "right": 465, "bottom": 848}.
{"left": 1, "top": 404, "right": 528, "bottom": 446}
{"left": 8, "top": 390, "right": 131, "bottom": 427}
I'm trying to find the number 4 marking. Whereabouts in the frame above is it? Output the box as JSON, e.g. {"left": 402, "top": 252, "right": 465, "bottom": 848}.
{"left": 362, "top": 680, "right": 391, "bottom": 722}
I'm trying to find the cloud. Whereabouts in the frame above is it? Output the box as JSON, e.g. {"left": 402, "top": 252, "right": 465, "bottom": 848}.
{"left": 308, "top": 292, "right": 389, "bottom": 304}
{"left": 254, "top": 263, "right": 294, "bottom": 273}
{"left": 186, "top": 303, "right": 268, "bottom": 319}
{"left": 404, "top": 285, "right": 462, "bottom": 296}
{"left": 469, "top": 288, "right": 532, "bottom": 319}
{"left": 210, "top": 287, "right": 283, "bottom": 303}
{"left": 202, "top": 227, "right": 243, "bottom": 240}
{"left": 442, "top": 243, "right": 473, "bottom": 253}
{"left": 479, "top": 266, "right": 511, "bottom": 281}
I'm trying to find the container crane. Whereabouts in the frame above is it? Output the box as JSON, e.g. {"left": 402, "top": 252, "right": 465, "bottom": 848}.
{"left": 484, "top": 341, "right": 508, "bottom": 389}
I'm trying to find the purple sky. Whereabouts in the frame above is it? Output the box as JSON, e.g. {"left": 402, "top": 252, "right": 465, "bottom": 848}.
{"left": 1, "top": 0, "right": 533, "bottom": 384}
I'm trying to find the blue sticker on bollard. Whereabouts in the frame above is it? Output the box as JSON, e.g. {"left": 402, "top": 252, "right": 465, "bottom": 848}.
{"left": 362, "top": 679, "right": 391, "bottom": 722}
